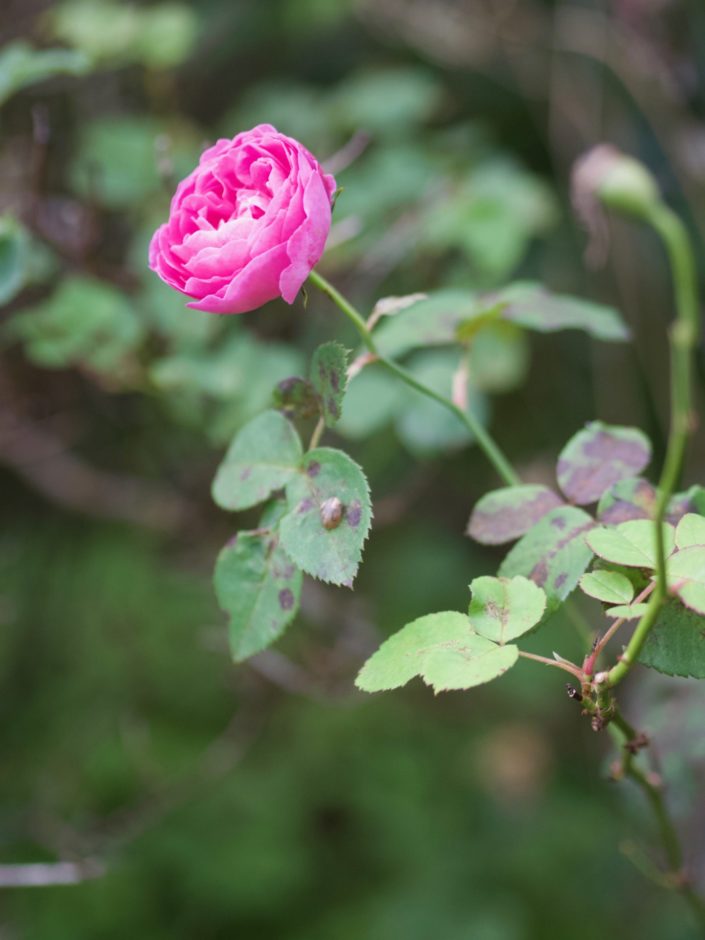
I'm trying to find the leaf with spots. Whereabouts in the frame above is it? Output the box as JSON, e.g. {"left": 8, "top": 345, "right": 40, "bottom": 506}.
{"left": 467, "top": 484, "right": 564, "bottom": 545}
{"left": 212, "top": 410, "right": 303, "bottom": 511}
{"left": 597, "top": 477, "right": 657, "bottom": 525}
{"left": 668, "top": 485, "right": 705, "bottom": 524}
{"left": 468, "top": 575, "right": 546, "bottom": 643}
{"left": 498, "top": 506, "right": 594, "bottom": 614}
{"left": 556, "top": 422, "right": 651, "bottom": 505}
{"left": 355, "top": 611, "right": 518, "bottom": 693}
{"left": 579, "top": 570, "right": 634, "bottom": 605}
{"left": 310, "top": 342, "right": 349, "bottom": 427}
{"left": 279, "top": 448, "right": 371, "bottom": 586}
{"left": 586, "top": 520, "right": 675, "bottom": 569}
{"left": 273, "top": 376, "right": 321, "bottom": 420}
{"left": 214, "top": 530, "right": 302, "bottom": 661}
{"left": 639, "top": 601, "right": 705, "bottom": 678}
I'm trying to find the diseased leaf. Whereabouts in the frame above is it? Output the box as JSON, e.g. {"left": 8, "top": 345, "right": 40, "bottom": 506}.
{"left": 273, "top": 376, "right": 321, "bottom": 420}
{"left": 667, "top": 546, "right": 705, "bottom": 614}
{"left": 212, "top": 410, "right": 303, "bottom": 511}
{"left": 310, "top": 341, "right": 349, "bottom": 427}
{"left": 468, "top": 575, "right": 546, "bottom": 644}
{"left": 675, "top": 513, "right": 705, "bottom": 550}
{"left": 668, "top": 485, "right": 705, "bottom": 524}
{"left": 483, "top": 282, "right": 630, "bottom": 342}
{"left": 556, "top": 422, "right": 651, "bottom": 505}
{"left": 639, "top": 600, "right": 705, "bottom": 678}
{"left": 355, "top": 611, "right": 518, "bottom": 693}
{"left": 467, "top": 484, "right": 564, "bottom": 545}
{"left": 586, "top": 520, "right": 675, "bottom": 569}
{"left": 579, "top": 570, "right": 634, "bottom": 605}
{"left": 279, "top": 448, "right": 371, "bottom": 586}
{"left": 498, "top": 506, "right": 594, "bottom": 613}
{"left": 597, "top": 477, "right": 657, "bottom": 525}
{"left": 214, "top": 530, "right": 302, "bottom": 661}
{"left": 605, "top": 603, "right": 649, "bottom": 619}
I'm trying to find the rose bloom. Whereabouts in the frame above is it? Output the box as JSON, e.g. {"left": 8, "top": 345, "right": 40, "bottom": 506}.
{"left": 149, "top": 124, "right": 337, "bottom": 314}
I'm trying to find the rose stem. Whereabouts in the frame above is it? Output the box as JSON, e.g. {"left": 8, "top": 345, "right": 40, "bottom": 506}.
{"left": 307, "top": 269, "right": 520, "bottom": 487}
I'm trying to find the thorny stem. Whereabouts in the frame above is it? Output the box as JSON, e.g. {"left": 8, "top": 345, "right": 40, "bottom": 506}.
{"left": 608, "top": 708, "right": 705, "bottom": 931}
{"left": 307, "top": 270, "right": 521, "bottom": 487}
{"left": 607, "top": 203, "right": 699, "bottom": 688}
{"left": 591, "top": 581, "right": 656, "bottom": 664}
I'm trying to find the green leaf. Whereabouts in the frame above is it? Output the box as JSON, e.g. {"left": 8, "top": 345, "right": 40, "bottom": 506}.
{"left": 468, "top": 575, "right": 546, "bottom": 643}
{"left": 214, "top": 530, "right": 302, "bottom": 661}
{"left": 212, "top": 411, "right": 303, "bottom": 511}
{"left": 675, "top": 513, "right": 705, "bottom": 549}
{"left": 336, "top": 363, "right": 405, "bottom": 439}
{"left": 355, "top": 611, "right": 518, "bottom": 693}
{"left": 586, "top": 520, "right": 676, "bottom": 569}
{"left": 498, "top": 506, "right": 594, "bottom": 612}
{"left": 0, "top": 41, "right": 90, "bottom": 107}
{"left": 273, "top": 376, "right": 321, "bottom": 421}
{"left": 605, "top": 603, "right": 649, "bottom": 619}
{"left": 467, "top": 484, "right": 564, "bottom": 545}
{"left": 579, "top": 570, "right": 634, "bottom": 605}
{"left": 484, "top": 282, "right": 630, "bottom": 342}
{"left": 667, "top": 546, "right": 705, "bottom": 614}
{"left": 372, "top": 290, "right": 480, "bottom": 358}
{"left": 466, "top": 321, "right": 530, "bottom": 393}
{"left": 639, "top": 600, "right": 705, "bottom": 678}
{"left": 279, "top": 448, "right": 371, "bottom": 586}
{"left": 0, "top": 215, "right": 29, "bottom": 306}
{"left": 556, "top": 422, "right": 651, "bottom": 505}
{"left": 597, "top": 477, "right": 657, "bottom": 525}
{"left": 310, "top": 342, "right": 348, "bottom": 427}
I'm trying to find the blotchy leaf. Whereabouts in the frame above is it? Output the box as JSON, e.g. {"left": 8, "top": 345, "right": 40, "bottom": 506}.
{"left": 498, "top": 506, "right": 594, "bottom": 613}
{"left": 273, "top": 376, "right": 321, "bottom": 420}
{"left": 586, "top": 520, "right": 675, "bottom": 569}
{"left": 467, "top": 484, "right": 564, "bottom": 545}
{"left": 597, "top": 477, "right": 657, "bottom": 525}
{"left": 212, "top": 410, "right": 303, "bottom": 511}
{"left": 485, "top": 282, "right": 630, "bottom": 342}
{"left": 675, "top": 513, "right": 705, "bottom": 550}
{"left": 579, "top": 570, "right": 634, "bottom": 605}
{"left": 556, "top": 422, "right": 651, "bottom": 505}
{"left": 355, "top": 611, "right": 518, "bottom": 693}
{"left": 310, "top": 342, "right": 349, "bottom": 427}
{"left": 668, "top": 485, "right": 705, "bottom": 524}
{"left": 639, "top": 600, "right": 705, "bottom": 678}
{"left": 279, "top": 448, "right": 372, "bottom": 586}
{"left": 667, "top": 546, "right": 705, "bottom": 614}
{"left": 468, "top": 575, "right": 546, "bottom": 643}
{"left": 214, "top": 531, "right": 302, "bottom": 661}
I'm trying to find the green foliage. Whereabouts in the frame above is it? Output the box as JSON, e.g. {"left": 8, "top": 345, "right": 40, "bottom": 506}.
{"left": 668, "top": 484, "right": 705, "bottom": 522}
{"left": 0, "top": 215, "right": 29, "bottom": 306}
{"left": 606, "top": 602, "right": 649, "bottom": 619}
{"left": 499, "top": 506, "right": 595, "bottom": 613}
{"left": 372, "top": 290, "right": 480, "bottom": 359}
{"left": 212, "top": 410, "right": 303, "bottom": 511}
{"left": 468, "top": 575, "right": 546, "bottom": 644}
{"left": 639, "top": 601, "right": 705, "bottom": 678}
{"left": 579, "top": 570, "right": 635, "bottom": 605}
{"left": 467, "top": 321, "right": 530, "bottom": 393}
{"left": 8, "top": 275, "right": 143, "bottom": 372}
{"left": 49, "top": 0, "right": 199, "bottom": 69}
{"left": 556, "top": 422, "right": 651, "bottom": 505}
{"left": 214, "top": 530, "right": 302, "bottom": 661}
{"left": 467, "top": 484, "right": 563, "bottom": 545}
{"left": 0, "top": 40, "right": 90, "bottom": 106}
{"left": 674, "top": 512, "right": 705, "bottom": 549}
{"left": 667, "top": 546, "right": 705, "bottom": 615}
{"left": 273, "top": 376, "right": 321, "bottom": 420}
{"left": 279, "top": 448, "right": 371, "bottom": 586}
{"left": 356, "top": 611, "right": 519, "bottom": 693}
{"left": 586, "top": 520, "right": 676, "bottom": 569}
{"left": 310, "top": 341, "right": 349, "bottom": 427}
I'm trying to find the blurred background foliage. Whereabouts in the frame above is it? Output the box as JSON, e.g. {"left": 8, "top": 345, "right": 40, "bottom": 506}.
{"left": 1, "top": 0, "right": 705, "bottom": 937}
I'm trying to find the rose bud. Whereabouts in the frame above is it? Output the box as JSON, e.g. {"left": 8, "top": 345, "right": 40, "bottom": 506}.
{"left": 149, "top": 124, "right": 337, "bottom": 314}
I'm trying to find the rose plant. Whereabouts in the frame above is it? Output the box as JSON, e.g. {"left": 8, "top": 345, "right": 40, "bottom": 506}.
{"left": 151, "top": 127, "right": 705, "bottom": 929}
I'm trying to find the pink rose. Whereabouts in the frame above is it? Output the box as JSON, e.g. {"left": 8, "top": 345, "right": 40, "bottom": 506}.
{"left": 149, "top": 124, "right": 337, "bottom": 314}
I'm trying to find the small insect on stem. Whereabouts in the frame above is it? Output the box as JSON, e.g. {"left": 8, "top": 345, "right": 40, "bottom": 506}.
{"left": 320, "top": 497, "right": 344, "bottom": 530}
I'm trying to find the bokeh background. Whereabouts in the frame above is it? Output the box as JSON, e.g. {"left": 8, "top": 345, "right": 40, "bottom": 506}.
{"left": 2, "top": 1, "right": 705, "bottom": 937}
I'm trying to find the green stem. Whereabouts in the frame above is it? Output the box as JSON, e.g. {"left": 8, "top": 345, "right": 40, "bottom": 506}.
{"left": 308, "top": 270, "right": 520, "bottom": 487}
{"left": 607, "top": 203, "right": 699, "bottom": 688}
{"left": 608, "top": 709, "right": 705, "bottom": 930}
